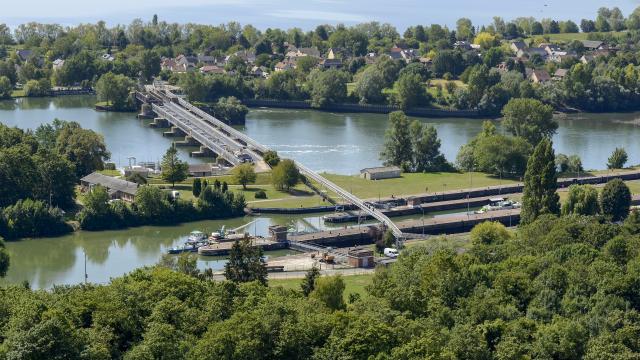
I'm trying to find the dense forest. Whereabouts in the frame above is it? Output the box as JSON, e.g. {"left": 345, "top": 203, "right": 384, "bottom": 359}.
{"left": 0, "top": 211, "right": 640, "bottom": 359}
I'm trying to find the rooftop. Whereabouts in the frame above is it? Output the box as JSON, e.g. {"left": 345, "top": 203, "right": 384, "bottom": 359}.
{"left": 81, "top": 172, "right": 139, "bottom": 196}
{"left": 360, "top": 166, "right": 401, "bottom": 174}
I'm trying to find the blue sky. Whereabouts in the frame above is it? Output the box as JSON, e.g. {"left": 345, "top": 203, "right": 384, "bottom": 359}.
{"left": 3, "top": 0, "right": 640, "bottom": 30}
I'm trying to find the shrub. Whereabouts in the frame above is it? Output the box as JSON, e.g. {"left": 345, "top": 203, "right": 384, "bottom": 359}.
{"left": 607, "top": 147, "right": 628, "bottom": 169}
{"left": 254, "top": 190, "right": 267, "bottom": 199}
{"left": 0, "top": 199, "right": 72, "bottom": 239}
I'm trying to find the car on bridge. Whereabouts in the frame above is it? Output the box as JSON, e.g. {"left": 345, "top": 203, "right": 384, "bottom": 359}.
{"left": 236, "top": 153, "right": 253, "bottom": 163}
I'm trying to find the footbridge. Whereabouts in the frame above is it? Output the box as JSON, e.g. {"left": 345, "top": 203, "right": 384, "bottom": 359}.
{"left": 138, "top": 84, "right": 405, "bottom": 244}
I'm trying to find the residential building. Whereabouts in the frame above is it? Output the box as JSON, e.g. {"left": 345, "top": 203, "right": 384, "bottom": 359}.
{"left": 319, "top": 58, "right": 343, "bottom": 69}
{"left": 360, "top": 166, "right": 401, "bottom": 180}
{"left": 581, "top": 40, "right": 605, "bottom": 51}
{"left": 274, "top": 60, "right": 295, "bottom": 72}
{"left": 529, "top": 69, "right": 551, "bottom": 83}
{"left": 517, "top": 47, "right": 548, "bottom": 59}
{"left": 250, "top": 66, "right": 268, "bottom": 77}
{"left": 580, "top": 54, "right": 595, "bottom": 64}
{"left": 553, "top": 69, "right": 568, "bottom": 80}
{"left": 200, "top": 65, "right": 225, "bottom": 74}
{"left": 80, "top": 172, "right": 139, "bottom": 202}
{"left": 197, "top": 54, "right": 218, "bottom": 66}
{"left": 15, "top": 49, "right": 33, "bottom": 62}
{"left": 454, "top": 41, "right": 472, "bottom": 50}
{"left": 510, "top": 41, "right": 527, "bottom": 54}
{"left": 52, "top": 58, "right": 65, "bottom": 71}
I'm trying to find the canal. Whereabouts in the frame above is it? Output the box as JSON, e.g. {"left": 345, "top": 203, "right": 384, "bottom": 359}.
{"left": 1, "top": 95, "right": 640, "bottom": 288}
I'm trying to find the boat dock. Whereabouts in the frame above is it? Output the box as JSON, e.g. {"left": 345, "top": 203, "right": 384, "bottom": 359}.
{"left": 198, "top": 237, "right": 286, "bottom": 256}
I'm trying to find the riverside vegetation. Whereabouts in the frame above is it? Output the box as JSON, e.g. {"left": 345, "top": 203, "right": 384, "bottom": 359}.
{"left": 4, "top": 7, "right": 640, "bottom": 117}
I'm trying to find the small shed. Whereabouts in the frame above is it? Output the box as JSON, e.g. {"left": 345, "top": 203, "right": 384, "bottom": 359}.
{"left": 360, "top": 166, "right": 401, "bottom": 180}
{"left": 188, "top": 163, "right": 214, "bottom": 177}
{"left": 347, "top": 248, "right": 374, "bottom": 268}
{"left": 269, "top": 225, "right": 288, "bottom": 242}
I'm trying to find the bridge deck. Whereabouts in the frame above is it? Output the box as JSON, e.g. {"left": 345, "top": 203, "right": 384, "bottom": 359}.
{"left": 141, "top": 84, "right": 406, "bottom": 243}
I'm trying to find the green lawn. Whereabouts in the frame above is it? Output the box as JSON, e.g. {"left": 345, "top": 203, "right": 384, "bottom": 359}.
{"left": 347, "top": 82, "right": 356, "bottom": 96}
{"left": 269, "top": 274, "right": 373, "bottom": 300}
{"left": 526, "top": 31, "right": 627, "bottom": 43}
{"left": 10, "top": 89, "right": 25, "bottom": 98}
{"left": 318, "top": 172, "right": 519, "bottom": 200}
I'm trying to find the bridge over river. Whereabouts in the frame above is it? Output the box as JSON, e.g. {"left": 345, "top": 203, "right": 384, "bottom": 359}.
{"left": 136, "top": 84, "right": 406, "bottom": 244}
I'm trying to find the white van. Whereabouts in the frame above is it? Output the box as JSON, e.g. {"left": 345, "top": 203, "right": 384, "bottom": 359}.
{"left": 384, "top": 248, "right": 399, "bottom": 258}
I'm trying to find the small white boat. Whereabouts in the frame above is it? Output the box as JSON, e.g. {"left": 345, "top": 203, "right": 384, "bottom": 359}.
{"left": 476, "top": 198, "right": 521, "bottom": 214}
{"left": 187, "top": 231, "right": 207, "bottom": 243}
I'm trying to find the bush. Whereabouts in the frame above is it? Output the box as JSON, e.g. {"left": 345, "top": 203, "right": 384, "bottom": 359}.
{"left": 601, "top": 178, "right": 632, "bottom": 222}
{"left": 23, "top": 78, "right": 51, "bottom": 97}
{"left": 254, "top": 190, "right": 267, "bottom": 199}
{"left": 0, "top": 199, "right": 72, "bottom": 239}
{"left": 607, "top": 147, "right": 628, "bottom": 169}
{"left": 263, "top": 150, "right": 280, "bottom": 167}
{"left": 212, "top": 96, "right": 249, "bottom": 123}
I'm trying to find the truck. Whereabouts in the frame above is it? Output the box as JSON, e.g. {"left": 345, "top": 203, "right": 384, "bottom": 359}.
{"left": 384, "top": 248, "right": 399, "bottom": 258}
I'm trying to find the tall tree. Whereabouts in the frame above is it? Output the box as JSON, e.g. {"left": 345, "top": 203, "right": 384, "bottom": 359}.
{"left": 224, "top": 238, "right": 267, "bottom": 285}
{"left": 562, "top": 185, "right": 599, "bottom": 216}
{"left": 160, "top": 144, "right": 188, "bottom": 188}
{"left": 55, "top": 122, "right": 110, "bottom": 177}
{"left": 310, "top": 275, "right": 346, "bottom": 311}
{"left": 502, "top": 98, "right": 557, "bottom": 145}
{"left": 232, "top": 163, "right": 257, "bottom": 190}
{"left": 192, "top": 178, "right": 202, "bottom": 198}
{"left": 301, "top": 266, "right": 320, "bottom": 297}
{"left": 521, "top": 139, "right": 560, "bottom": 225}
{"left": 95, "top": 72, "right": 134, "bottom": 110}
{"left": 380, "top": 111, "right": 413, "bottom": 169}
{"left": 140, "top": 50, "right": 161, "bottom": 81}
{"left": 394, "top": 73, "right": 429, "bottom": 110}
{"left": 410, "top": 120, "right": 449, "bottom": 172}
{"left": 600, "top": 178, "right": 632, "bottom": 222}
{"left": 271, "top": 159, "right": 300, "bottom": 191}
{"left": 0, "top": 236, "right": 9, "bottom": 277}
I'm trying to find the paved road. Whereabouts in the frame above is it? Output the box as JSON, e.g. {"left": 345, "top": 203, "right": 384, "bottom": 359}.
{"left": 212, "top": 267, "right": 375, "bottom": 281}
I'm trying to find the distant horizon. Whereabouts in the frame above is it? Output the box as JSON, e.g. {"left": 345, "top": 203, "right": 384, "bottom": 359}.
{"left": 3, "top": 0, "right": 640, "bottom": 32}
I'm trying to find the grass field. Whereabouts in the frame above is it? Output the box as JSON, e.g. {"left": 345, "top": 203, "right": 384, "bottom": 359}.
{"left": 269, "top": 274, "right": 373, "bottom": 300}
{"left": 526, "top": 31, "right": 627, "bottom": 43}
{"left": 10, "top": 89, "right": 25, "bottom": 98}
{"left": 319, "top": 172, "right": 519, "bottom": 200}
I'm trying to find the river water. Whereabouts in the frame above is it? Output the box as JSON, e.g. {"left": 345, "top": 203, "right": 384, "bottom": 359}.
{"left": 1, "top": 95, "right": 640, "bottom": 288}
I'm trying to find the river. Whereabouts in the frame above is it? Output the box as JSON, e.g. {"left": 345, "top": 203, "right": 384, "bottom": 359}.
{"left": 1, "top": 95, "right": 640, "bottom": 288}
{"left": 2, "top": 96, "right": 639, "bottom": 173}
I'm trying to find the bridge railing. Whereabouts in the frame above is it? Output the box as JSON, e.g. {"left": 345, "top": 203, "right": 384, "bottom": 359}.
{"left": 146, "top": 84, "right": 405, "bottom": 243}
{"left": 294, "top": 161, "right": 404, "bottom": 241}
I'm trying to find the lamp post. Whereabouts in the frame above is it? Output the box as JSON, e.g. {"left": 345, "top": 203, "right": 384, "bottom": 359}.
{"left": 420, "top": 206, "right": 425, "bottom": 235}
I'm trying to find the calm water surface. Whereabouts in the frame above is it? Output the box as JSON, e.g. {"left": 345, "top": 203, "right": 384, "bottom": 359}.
{"left": 2, "top": 96, "right": 640, "bottom": 173}
{"left": 2, "top": 95, "right": 640, "bottom": 288}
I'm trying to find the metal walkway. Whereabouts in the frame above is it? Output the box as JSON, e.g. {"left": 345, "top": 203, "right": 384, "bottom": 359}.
{"left": 142, "top": 84, "right": 405, "bottom": 244}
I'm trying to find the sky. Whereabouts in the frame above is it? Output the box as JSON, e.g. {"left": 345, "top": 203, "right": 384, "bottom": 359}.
{"left": 3, "top": 0, "right": 640, "bottom": 31}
